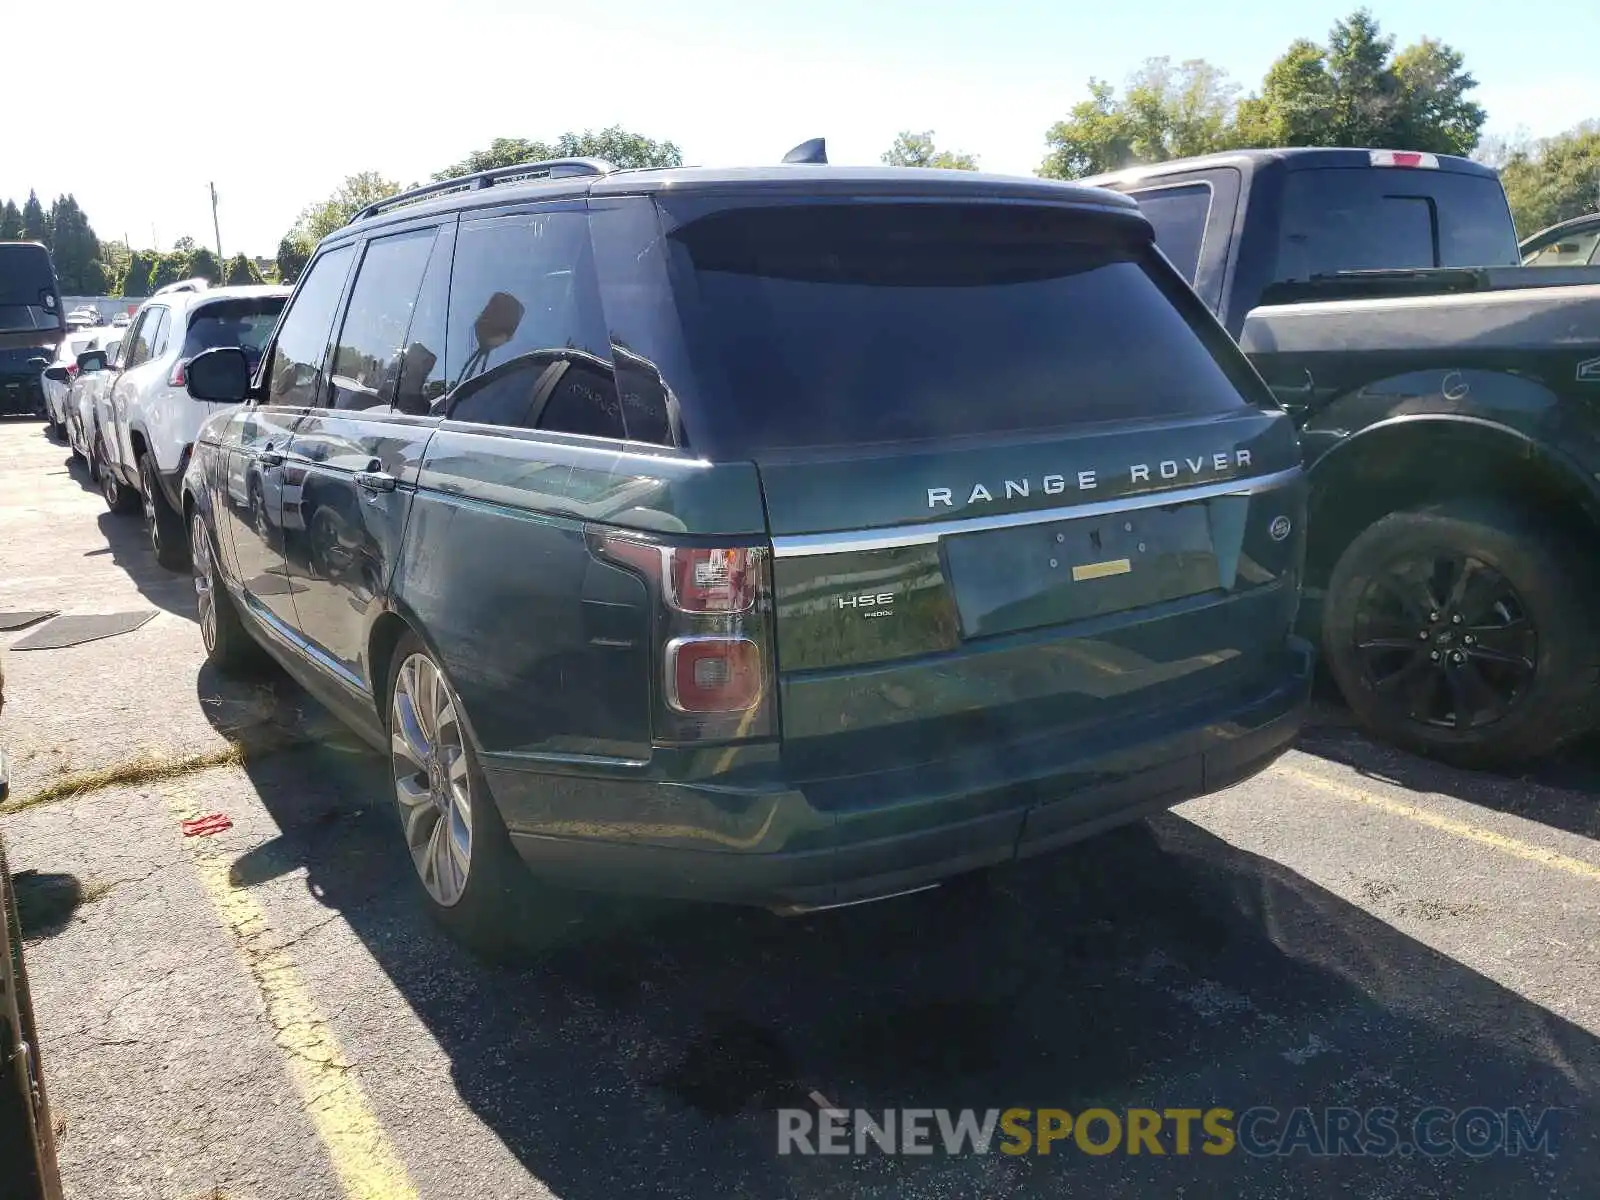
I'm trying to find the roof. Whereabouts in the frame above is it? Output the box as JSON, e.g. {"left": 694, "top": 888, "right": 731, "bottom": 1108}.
{"left": 1081, "top": 147, "right": 1497, "bottom": 190}
{"left": 1519, "top": 211, "right": 1600, "bottom": 250}
{"left": 333, "top": 162, "right": 1139, "bottom": 239}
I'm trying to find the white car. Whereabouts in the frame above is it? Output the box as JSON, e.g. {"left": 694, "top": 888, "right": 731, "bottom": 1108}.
{"left": 63, "top": 332, "right": 123, "bottom": 470}
{"left": 97, "top": 280, "right": 289, "bottom": 569}
{"left": 111, "top": 312, "right": 132, "bottom": 328}
{"left": 40, "top": 329, "right": 114, "bottom": 439}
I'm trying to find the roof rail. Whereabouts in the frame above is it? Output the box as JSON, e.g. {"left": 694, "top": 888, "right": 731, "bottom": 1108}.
{"left": 151, "top": 278, "right": 209, "bottom": 297}
{"left": 349, "top": 158, "right": 615, "bottom": 225}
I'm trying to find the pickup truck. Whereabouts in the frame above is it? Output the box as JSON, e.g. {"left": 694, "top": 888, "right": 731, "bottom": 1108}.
{"left": 1085, "top": 148, "right": 1600, "bottom": 766}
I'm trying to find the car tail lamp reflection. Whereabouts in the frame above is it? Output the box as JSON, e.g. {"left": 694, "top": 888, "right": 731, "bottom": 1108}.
{"left": 666, "top": 636, "right": 763, "bottom": 712}
{"left": 594, "top": 533, "right": 777, "bottom": 743}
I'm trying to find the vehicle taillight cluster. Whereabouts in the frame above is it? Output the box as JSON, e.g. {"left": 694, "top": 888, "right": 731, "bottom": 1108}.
{"left": 168, "top": 360, "right": 187, "bottom": 388}
{"left": 65, "top": 363, "right": 78, "bottom": 379}
{"left": 595, "top": 535, "right": 777, "bottom": 743}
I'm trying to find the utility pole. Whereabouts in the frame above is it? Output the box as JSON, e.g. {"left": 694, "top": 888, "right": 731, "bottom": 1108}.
{"left": 209, "top": 182, "right": 223, "bottom": 272}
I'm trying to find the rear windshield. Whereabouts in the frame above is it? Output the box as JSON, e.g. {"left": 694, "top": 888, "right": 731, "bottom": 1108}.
{"left": 0, "top": 244, "right": 63, "bottom": 336}
{"left": 1276, "top": 167, "right": 1521, "bottom": 281}
{"left": 667, "top": 203, "right": 1256, "bottom": 452}
{"left": 183, "top": 297, "right": 285, "bottom": 361}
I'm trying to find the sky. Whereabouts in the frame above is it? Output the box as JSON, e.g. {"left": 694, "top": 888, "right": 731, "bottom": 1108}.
{"left": 4, "top": 0, "right": 1596, "bottom": 259}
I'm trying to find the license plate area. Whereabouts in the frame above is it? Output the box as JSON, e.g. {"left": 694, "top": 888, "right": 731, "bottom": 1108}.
{"left": 943, "top": 502, "right": 1221, "bottom": 640}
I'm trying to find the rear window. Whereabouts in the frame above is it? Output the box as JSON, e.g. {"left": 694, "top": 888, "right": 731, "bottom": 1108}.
{"left": 183, "top": 297, "right": 285, "bottom": 365}
{"left": 667, "top": 202, "right": 1256, "bottom": 452}
{"left": 0, "top": 243, "right": 62, "bottom": 336}
{"left": 1276, "top": 167, "right": 1520, "bottom": 281}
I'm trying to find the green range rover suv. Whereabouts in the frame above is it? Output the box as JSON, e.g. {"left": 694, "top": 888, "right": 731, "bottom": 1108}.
{"left": 178, "top": 152, "right": 1314, "bottom": 948}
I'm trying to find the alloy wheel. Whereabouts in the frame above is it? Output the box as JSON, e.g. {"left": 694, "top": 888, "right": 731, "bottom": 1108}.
{"left": 190, "top": 514, "right": 217, "bottom": 653}
{"left": 390, "top": 652, "right": 474, "bottom": 907}
{"left": 1351, "top": 552, "right": 1537, "bottom": 732}
{"left": 97, "top": 444, "right": 119, "bottom": 507}
{"left": 140, "top": 459, "right": 161, "bottom": 553}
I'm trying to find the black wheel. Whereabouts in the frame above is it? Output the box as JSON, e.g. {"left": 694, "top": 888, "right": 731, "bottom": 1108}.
{"left": 1323, "top": 501, "right": 1600, "bottom": 767}
{"left": 140, "top": 454, "right": 190, "bottom": 571}
{"left": 190, "top": 511, "right": 265, "bottom": 675}
{"left": 385, "top": 632, "right": 585, "bottom": 957}
{"left": 96, "top": 438, "right": 139, "bottom": 514}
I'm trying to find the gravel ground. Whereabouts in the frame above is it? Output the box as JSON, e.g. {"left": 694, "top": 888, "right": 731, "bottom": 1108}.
{"left": 2, "top": 415, "right": 1596, "bottom": 1199}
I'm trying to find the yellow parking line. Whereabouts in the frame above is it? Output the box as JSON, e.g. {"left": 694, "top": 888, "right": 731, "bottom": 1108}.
{"left": 1275, "top": 764, "right": 1600, "bottom": 883}
{"left": 171, "top": 794, "right": 419, "bottom": 1200}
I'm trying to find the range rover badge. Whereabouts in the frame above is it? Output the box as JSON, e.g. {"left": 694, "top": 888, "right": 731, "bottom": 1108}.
{"left": 1269, "top": 516, "right": 1292, "bottom": 542}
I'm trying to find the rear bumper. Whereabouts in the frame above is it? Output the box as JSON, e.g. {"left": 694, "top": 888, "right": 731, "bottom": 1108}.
{"left": 491, "top": 636, "right": 1314, "bottom": 908}
{"left": 0, "top": 377, "right": 45, "bottom": 416}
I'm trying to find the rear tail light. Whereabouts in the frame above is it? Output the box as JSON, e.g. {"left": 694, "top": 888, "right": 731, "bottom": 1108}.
{"left": 168, "top": 360, "right": 187, "bottom": 387}
{"left": 595, "top": 533, "right": 777, "bottom": 743}
{"left": 65, "top": 363, "right": 78, "bottom": 379}
{"left": 1369, "top": 150, "right": 1438, "bottom": 169}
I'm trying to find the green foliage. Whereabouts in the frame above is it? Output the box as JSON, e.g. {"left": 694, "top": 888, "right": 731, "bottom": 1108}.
{"left": 188, "top": 247, "right": 221, "bottom": 284}
{"left": 121, "top": 253, "right": 152, "bottom": 298}
{"left": 43, "top": 195, "right": 102, "bottom": 293}
{"left": 173, "top": 235, "right": 196, "bottom": 253}
{"left": 294, "top": 171, "right": 402, "bottom": 242}
{"left": 881, "top": 131, "right": 979, "bottom": 170}
{"left": 21, "top": 191, "right": 46, "bottom": 243}
{"left": 225, "top": 253, "right": 264, "bottom": 286}
{"left": 1040, "top": 10, "right": 1486, "bottom": 178}
{"left": 1041, "top": 59, "right": 1239, "bottom": 178}
{"left": 1497, "top": 123, "right": 1600, "bottom": 237}
{"left": 433, "top": 125, "right": 683, "bottom": 180}
{"left": 0, "top": 200, "right": 20, "bottom": 241}
{"left": 149, "top": 253, "right": 188, "bottom": 291}
{"left": 276, "top": 232, "right": 312, "bottom": 286}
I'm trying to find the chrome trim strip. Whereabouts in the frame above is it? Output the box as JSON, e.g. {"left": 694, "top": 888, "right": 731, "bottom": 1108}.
{"left": 769, "top": 466, "right": 1303, "bottom": 559}
{"left": 242, "top": 592, "right": 371, "bottom": 697}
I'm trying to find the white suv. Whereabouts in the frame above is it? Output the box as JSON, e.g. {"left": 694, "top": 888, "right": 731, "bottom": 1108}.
{"left": 98, "top": 280, "right": 288, "bottom": 568}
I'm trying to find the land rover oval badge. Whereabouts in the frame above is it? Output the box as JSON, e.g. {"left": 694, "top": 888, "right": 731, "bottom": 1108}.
{"left": 1269, "top": 516, "right": 1292, "bottom": 542}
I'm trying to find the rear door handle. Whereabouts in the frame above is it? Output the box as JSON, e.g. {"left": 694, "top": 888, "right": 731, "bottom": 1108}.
{"left": 355, "top": 470, "right": 397, "bottom": 493}
{"left": 256, "top": 448, "right": 285, "bottom": 468}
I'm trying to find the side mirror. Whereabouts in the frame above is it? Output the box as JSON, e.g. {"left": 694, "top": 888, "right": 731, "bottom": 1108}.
{"left": 42, "top": 365, "right": 70, "bottom": 383}
{"left": 76, "top": 350, "right": 107, "bottom": 374}
{"left": 186, "top": 347, "right": 251, "bottom": 403}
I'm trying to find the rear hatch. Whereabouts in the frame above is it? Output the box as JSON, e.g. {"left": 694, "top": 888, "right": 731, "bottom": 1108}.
{"left": 0, "top": 243, "right": 65, "bottom": 352}
{"left": 662, "top": 197, "right": 1304, "bottom": 779}
{"left": 184, "top": 295, "right": 287, "bottom": 377}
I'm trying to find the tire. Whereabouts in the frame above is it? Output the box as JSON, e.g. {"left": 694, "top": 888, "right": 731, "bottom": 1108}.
{"left": 384, "top": 631, "right": 585, "bottom": 958}
{"left": 189, "top": 510, "right": 265, "bottom": 675}
{"left": 96, "top": 438, "right": 140, "bottom": 514}
{"left": 1322, "top": 500, "right": 1600, "bottom": 767}
{"left": 140, "top": 454, "right": 190, "bottom": 571}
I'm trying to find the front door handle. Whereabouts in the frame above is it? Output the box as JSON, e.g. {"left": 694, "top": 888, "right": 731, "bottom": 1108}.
{"left": 355, "top": 470, "right": 397, "bottom": 493}
{"left": 257, "top": 448, "right": 285, "bottom": 468}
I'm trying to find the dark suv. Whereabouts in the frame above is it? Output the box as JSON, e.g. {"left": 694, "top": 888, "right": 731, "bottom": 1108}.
{"left": 179, "top": 155, "right": 1313, "bottom": 945}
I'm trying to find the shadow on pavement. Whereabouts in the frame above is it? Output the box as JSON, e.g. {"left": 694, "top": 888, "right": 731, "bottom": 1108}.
{"left": 90, "top": 508, "right": 194, "bottom": 622}
{"left": 9, "top": 870, "right": 83, "bottom": 940}
{"left": 1300, "top": 699, "right": 1600, "bottom": 842}
{"left": 198, "top": 668, "right": 1597, "bottom": 1198}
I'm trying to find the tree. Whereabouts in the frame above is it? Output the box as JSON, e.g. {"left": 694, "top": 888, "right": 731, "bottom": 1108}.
{"left": 0, "top": 201, "right": 19, "bottom": 241}
{"left": 121, "top": 253, "right": 152, "bottom": 298}
{"left": 188, "top": 247, "right": 221, "bottom": 285}
{"left": 173, "top": 235, "right": 196, "bottom": 253}
{"left": 881, "top": 131, "right": 978, "bottom": 170}
{"left": 21, "top": 191, "right": 46, "bottom": 243}
{"left": 294, "top": 171, "right": 401, "bottom": 242}
{"left": 225, "top": 253, "right": 264, "bottom": 286}
{"left": 1040, "top": 58, "right": 1238, "bottom": 178}
{"left": 433, "top": 125, "right": 683, "bottom": 179}
{"left": 45, "top": 194, "right": 103, "bottom": 293}
{"left": 1498, "top": 122, "right": 1600, "bottom": 237}
{"left": 149, "top": 252, "right": 188, "bottom": 291}
{"left": 1233, "top": 10, "right": 1484, "bottom": 156}
{"left": 276, "top": 232, "right": 312, "bottom": 285}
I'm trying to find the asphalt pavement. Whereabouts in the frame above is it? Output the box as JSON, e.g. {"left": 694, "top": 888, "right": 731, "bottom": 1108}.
{"left": 1, "top": 415, "right": 1596, "bottom": 1199}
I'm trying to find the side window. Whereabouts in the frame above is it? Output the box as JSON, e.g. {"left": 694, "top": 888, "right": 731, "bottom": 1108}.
{"left": 326, "top": 229, "right": 438, "bottom": 411}
{"left": 265, "top": 244, "right": 356, "bottom": 409}
{"left": 123, "top": 309, "right": 157, "bottom": 367}
{"left": 146, "top": 308, "right": 172, "bottom": 358}
{"left": 443, "top": 209, "right": 623, "bottom": 438}
{"left": 394, "top": 225, "right": 453, "bottom": 415}
{"left": 1131, "top": 183, "right": 1212, "bottom": 284}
